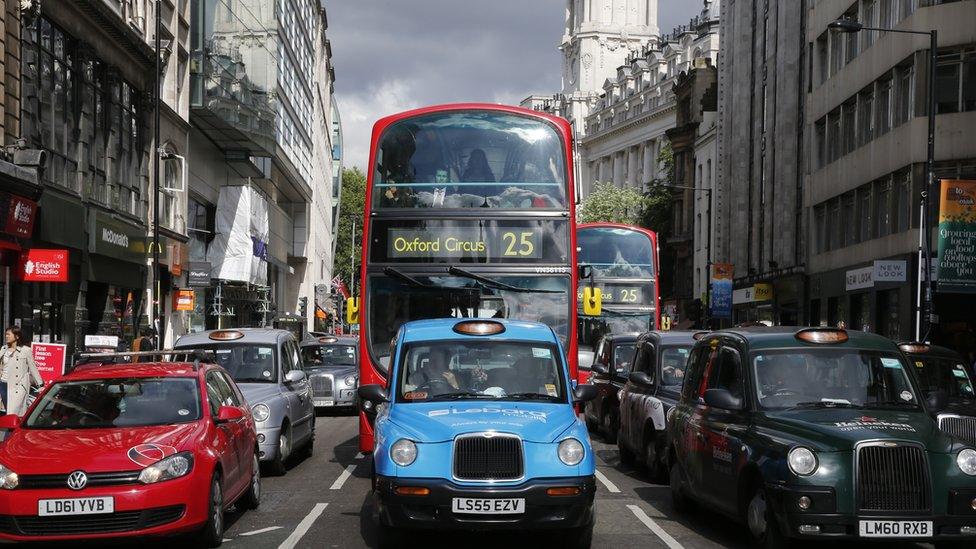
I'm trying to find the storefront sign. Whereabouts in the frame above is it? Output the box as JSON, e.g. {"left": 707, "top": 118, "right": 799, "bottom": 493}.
{"left": 873, "top": 260, "right": 907, "bottom": 283}
{"left": 709, "top": 263, "right": 734, "bottom": 319}
{"left": 936, "top": 179, "right": 976, "bottom": 293}
{"left": 846, "top": 266, "right": 874, "bottom": 291}
{"left": 0, "top": 193, "right": 36, "bottom": 238}
{"left": 173, "top": 289, "right": 195, "bottom": 311}
{"left": 84, "top": 334, "right": 119, "bottom": 350}
{"left": 187, "top": 262, "right": 212, "bottom": 287}
{"left": 19, "top": 248, "right": 69, "bottom": 282}
{"left": 90, "top": 212, "right": 147, "bottom": 264}
{"left": 31, "top": 342, "right": 66, "bottom": 385}
{"left": 733, "top": 284, "right": 774, "bottom": 305}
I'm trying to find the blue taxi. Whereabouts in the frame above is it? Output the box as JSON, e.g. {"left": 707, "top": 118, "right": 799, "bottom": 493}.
{"left": 358, "top": 319, "right": 598, "bottom": 548}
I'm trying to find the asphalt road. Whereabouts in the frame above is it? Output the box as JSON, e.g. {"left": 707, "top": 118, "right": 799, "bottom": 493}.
{"left": 31, "top": 411, "right": 947, "bottom": 548}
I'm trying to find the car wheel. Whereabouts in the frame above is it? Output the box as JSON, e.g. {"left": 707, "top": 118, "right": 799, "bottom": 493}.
{"left": 240, "top": 453, "right": 261, "bottom": 510}
{"left": 267, "top": 424, "right": 290, "bottom": 476}
{"left": 747, "top": 485, "right": 789, "bottom": 549}
{"left": 642, "top": 432, "right": 667, "bottom": 484}
{"left": 563, "top": 522, "right": 594, "bottom": 549}
{"left": 617, "top": 431, "right": 636, "bottom": 466}
{"left": 669, "top": 460, "right": 693, "bottom": 514}
{"left": 601, "top": 409, "right": 618, "bottom": 444}
{"left": 199, "top": 473, "right": 224, "bottom": 548}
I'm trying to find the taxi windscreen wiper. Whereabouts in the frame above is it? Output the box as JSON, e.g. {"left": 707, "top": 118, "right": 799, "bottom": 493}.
{"left": 448, "top": 266, "right": 561, "bottom": 294}
{"left": 788, "top": 401, "right": 857, "bottom": 409}
{"left": 501, "top": 392, "right": 561, "bottom": 401}
{"left": 428, "top": 391, "right": 496, "bottom": 401}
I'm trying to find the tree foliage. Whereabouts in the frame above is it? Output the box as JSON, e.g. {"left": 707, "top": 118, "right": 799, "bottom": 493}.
{"left": 577, "top": 182, "right": 647, "bottom": 225}
{"left": 334, "top": 168, "right": 366, "bottom": 290}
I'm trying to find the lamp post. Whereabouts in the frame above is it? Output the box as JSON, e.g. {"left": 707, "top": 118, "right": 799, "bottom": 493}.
{"left": 151, "top": 0, "right": 162, "bottom": 350}
{"left": 651, "top": 182, "right": 712, "bottom": 328}
{"left": 829, "top": 19, "right": 938, "bottom": 341}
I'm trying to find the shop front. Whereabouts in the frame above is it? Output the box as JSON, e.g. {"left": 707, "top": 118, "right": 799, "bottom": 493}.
{"left": 731, "top": 275, "right": 806, "bottom": 327}
{"left": 86, "top": 211, "right": 148, "bottom": 349}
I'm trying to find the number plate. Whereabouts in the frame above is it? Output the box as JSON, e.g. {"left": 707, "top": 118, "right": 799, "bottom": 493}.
{"left": 451, "top": 497, "right": 525, "bottom": 515}
{"left": 38, "top": 497, "right": 114, "bottom": 516}
{"left": 315, "top": 398, "right": 334, "bottom": 406}
{"left": 859, "top": 520, "right": 933, "bottom": 538}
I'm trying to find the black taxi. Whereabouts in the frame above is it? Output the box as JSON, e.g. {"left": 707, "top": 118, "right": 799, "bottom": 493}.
{"left": 900, "top": 342, "right": 976, "bottom": 446}
{"left": 582, "top": 332, "right": 639, "bottom": 443}
{"left": 667, "top": 327, "right": 976, "bottom": 547}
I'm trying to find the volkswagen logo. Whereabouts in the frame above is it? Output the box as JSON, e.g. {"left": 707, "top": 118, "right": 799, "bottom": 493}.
{"left": 67, "top": 471, "right": 88, "bottom": 491}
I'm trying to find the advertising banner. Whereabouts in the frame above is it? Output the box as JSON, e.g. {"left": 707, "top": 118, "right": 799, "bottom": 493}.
{"left": 0, "top": 193, "right": 36, "bottom": 238}
{"left": 936, "top": 180, "right": 976, "bottom": 293}
{"left": 31, "top": 343, "right": 66, "bottom": 386}
{"left": 173, "top": 289, "right": 195, "bottom": 311}
{"left": 709, "top": 263, "right": 733, "bottom": 319}
{"left": 187, "top": 262, "right": 212, "bottom": 287}
{"left": 19, "top": 249, "right": 69, "bottom": 282}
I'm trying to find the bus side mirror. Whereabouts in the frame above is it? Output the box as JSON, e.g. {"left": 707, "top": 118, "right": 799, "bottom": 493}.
{"left": 346, "top": 297, "right": 360, "bottom": 325}
{"left": 578, "top": 265, "right": 593, "bottom": 280}
{"left": 582, "top": 287, "right": 602, "bottom": 316}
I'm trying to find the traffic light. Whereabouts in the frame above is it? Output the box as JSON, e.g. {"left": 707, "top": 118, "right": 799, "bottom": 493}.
{"left": 298, "top": 297, "right": 308, "bottom": 318}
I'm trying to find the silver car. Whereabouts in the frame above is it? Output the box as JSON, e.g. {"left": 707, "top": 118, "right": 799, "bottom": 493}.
{"left": 300, "top": 335, "right": 359, "bottom": 411}
{"left": 175, "top": 328, "right": 315, "bottom": 475}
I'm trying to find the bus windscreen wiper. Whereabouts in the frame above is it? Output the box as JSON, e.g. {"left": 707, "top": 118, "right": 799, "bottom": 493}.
{"left": 383, "top": 267, "right": 479, "bottom": 294}
{"left": 448, "top": 266, "right": 561, "bottom": 294}
{"left": 584, "top": 306, "right": 654, "bottom": 317}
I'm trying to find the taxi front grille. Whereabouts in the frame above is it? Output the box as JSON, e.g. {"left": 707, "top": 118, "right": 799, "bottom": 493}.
{"left": 453, "top": 434, "right": 523, "bottom": 481}
{"left": 1, "top": 505, "right": 184, "bottom": 536}
{"left": 857, "top": 443, "right": 931, "bottom": 512}
{"left": 939, "top": 416, "right": 976, "bottom": 446}
{"left": 311, "top": 375, "right": 333, "bottom": 397}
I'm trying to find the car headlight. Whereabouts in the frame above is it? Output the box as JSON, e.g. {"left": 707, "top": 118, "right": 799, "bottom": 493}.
{"left": 788, "top": 447, "right": 818, "bottom": 476}
{"left": 958, "top": 449, "right": 976, "bottom": 476}
{"left": 344, "top": 375, "right": 358, "bottom": 387}
{"left": 252, "top": 403, "right": 271, "bottom": 423}
{"left": 390, "top": 439, "right": 417, "bottom": 467}
{"left": 138, "top": 452, "right": 194, "bottom": 484}
{"left": 558, "top": 438, "right": 585, "bottom": 466}
{"left": 0, "top": 462, "right": 18, "bottom": 490}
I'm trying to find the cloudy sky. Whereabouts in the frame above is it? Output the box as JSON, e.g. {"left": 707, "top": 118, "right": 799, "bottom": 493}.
{"left": 328, "top": 0, "right": 705, "bottom": 170}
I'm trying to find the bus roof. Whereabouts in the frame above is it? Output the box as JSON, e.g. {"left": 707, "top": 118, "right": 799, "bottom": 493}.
{"left": 372, "top": 103, "right": 571, "bottom": 133}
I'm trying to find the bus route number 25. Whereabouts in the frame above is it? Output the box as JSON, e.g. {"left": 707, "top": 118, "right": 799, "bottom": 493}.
{"left": 502, "top": 232, "right": 536, "bottom": 257}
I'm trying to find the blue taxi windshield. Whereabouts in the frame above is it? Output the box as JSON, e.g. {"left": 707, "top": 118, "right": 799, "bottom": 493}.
{"left": 396, "top": 341, "right": 567, "bottom": 403}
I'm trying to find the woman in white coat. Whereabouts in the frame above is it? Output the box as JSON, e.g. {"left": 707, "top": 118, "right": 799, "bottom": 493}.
{"left": 0, "top": 327, "right": 42, "bottom": 416}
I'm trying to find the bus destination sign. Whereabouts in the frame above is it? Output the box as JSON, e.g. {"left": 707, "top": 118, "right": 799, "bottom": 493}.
{"left": 387, "top": 227, "right": 543, "bottom": 260}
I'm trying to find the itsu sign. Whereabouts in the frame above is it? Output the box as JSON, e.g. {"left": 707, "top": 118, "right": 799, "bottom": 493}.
{"left": 20, "top": 249, "right": 69, "bottom": 282}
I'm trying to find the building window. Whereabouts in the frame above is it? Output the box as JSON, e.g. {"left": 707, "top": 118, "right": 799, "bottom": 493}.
{"left": 879, "top": 0, "right": 894, "bottom": 32}
{"left": 828, "top": 109, "right": 841, "bottom": 163}
{"left": 859, "top": 187, "right": 872, "bottom": 242}
{"left": 935, "top": 49, "right": 976, "bottom": 114}
{"left": 828, "top": 199, "right": 841, "bottom": 251}
{"left": 862, "top": 0, "right": 877, "bottom": 51}
{"left": 830, "top": 30, "right": 845, "bottom": 75}
{"left": 842, "top": 101, "right": 857, "bottom": 155}
{"left": 900, "top": 0, "right": 916, "bottom": 20}
{"left": 876, "top": 77, "right": 892, "bottom": 136}
{"left": 858, "top": 87, "right": 875, "bottom": 146}
{"left": 815, "top": 119, "right": 826, "bottom": 168}
{"left": 895, "top": 62, "right": 914, "bottom": 125}
{"left": 814, "top": 204, "right": 826, "bottom": 254}
{"left": 876, "top": 179, "right": 892, "bottom": 237}
{"left": 895, "top": 170, "right": 911, "bottom": 232}
{"left": 844, "top": 7, "right": 859, "bottom": 64}
{"left": 842, "top": 193, "right": 856, "bottom": 246}
{"left": 816, "top": 34, "right": 829, "bottom": 84}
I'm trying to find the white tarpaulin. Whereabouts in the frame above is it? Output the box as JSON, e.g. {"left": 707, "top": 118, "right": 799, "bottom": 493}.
{"left": 207, "top": 186, "right": 270, "bottom": 285}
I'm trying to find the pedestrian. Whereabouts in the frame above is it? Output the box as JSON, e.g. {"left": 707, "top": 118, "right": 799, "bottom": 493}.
{"left": 0, "top": 327, "right": 42, "bottom": 416}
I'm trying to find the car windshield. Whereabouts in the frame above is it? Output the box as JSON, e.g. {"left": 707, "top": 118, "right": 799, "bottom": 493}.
{"left": 25, "top": 377, "right": 201, "bottom": 429}
{"left": 396, "top": 341, "right": 566, "bottom": 403}
{"left": 661, "top": 346, "right": 692, "bottom": 386}
{"left": 753, "top": 349, "right": 921, "bottom": 410}
{"left": 189, "top": 344, "right": 277, "bottom": 383}
{"left": 911, "top": 356, "right": 975, "bottom": 400}
{"left": 302, "top": 345, "right": 357, "bottom": 368}
{"left": 367, "top": 274, "right": 569, "bottom": 370}
{"left": 613, "top": 343, "right": 636, "bottom": 375}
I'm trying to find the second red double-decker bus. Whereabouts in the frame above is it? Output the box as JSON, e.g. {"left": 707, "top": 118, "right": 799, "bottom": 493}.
{"left": 351, "top": 104, "right": 580, "bottom": 451}
{"left": 576, "top": 223, "right": 660, "bottom": 351}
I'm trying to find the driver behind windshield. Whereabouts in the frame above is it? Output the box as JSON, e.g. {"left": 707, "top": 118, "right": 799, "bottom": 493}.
{"left": 421, "top": 347, "right": 460, "bottom": 392}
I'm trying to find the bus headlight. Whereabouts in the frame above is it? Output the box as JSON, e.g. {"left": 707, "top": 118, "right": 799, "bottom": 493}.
{"left": 390, "top": 439, "right": 417, "bottom": 467}
{"left": 788, "top": 447, "right": 818, "bottom": 476}
{"left": 558, "top": 439, "right": 585, "bottom": 466}
{"left": 958, "top": 449, "right": 976, "bottom": 476}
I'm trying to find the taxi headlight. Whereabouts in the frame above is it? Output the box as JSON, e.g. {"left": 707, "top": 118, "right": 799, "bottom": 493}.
{"left": 138, "top": 452, "right": 194, "bottom": 484}
{"left": 0, "top": 462, "right": 18, "bottom": 490}
{"left": 390, "top": 439, "right": 417, "bottom": 467}
{"left": 558, "top": 438, "right": 585, "bottom": 466}
{"left": 344, "top": 375, "right": 358, "bottom": 387}
{"left": 957, "top": 449, "right": 976, "bottom": 476}
{"left": 252, "top": 403, "right": 271, "bottom": 423}
{"left": 788, "top": 447, "right": 818, "bottom": 476}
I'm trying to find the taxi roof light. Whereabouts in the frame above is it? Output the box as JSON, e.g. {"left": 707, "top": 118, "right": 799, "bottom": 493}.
{"left": 453, "top": 321, "right": 505, "bottom": 336}
{"left": 795, "top": 329, "right": 848, "bottom": 344}
{"left": 898, "top": 342, "right": 931, "bottom": 354}
{"left": 209, "top": 330, "right": 245, "bottom": 341}
{"left": 318, "top": 336, "right": 339, "bottom": 343}
{"left": 692, "top": 331, "right": 709, "bottom": 341}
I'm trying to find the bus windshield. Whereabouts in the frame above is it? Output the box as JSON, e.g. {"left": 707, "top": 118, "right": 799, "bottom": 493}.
{"left": 366, "top": 274, "right": 570, "bottom": 370}
{"left": 578, "top": 227, "right": 655, "bottom": 278}
{"left": 372, "top": 111, "right": 567, "bottom": 209}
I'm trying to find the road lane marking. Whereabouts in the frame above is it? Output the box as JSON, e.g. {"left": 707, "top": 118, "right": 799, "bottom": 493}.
{"left": 627, "top": 504, "right": 684, "bottom": 549}
{"left": 277, "top": 503, "right": 328, "bottom": 549}
{"left": 354, "top": 452, "right": 365, "bottom": 460}
{"left": 240, "top": 526, "right": 283, "bottom": 536}
{"left": 330, "top": 463, "right": 357, "bottom": 490}
{"left": 595, "top": 469, "right": 620, "bottom": 493}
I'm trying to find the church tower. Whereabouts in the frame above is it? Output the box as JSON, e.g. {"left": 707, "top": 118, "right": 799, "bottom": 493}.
{"left": 559, "top": 0, "right": 659, "bottom": 131}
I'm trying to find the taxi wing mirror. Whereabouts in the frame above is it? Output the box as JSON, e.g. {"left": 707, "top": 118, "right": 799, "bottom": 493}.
{"left": 582, "top": 287, "right": 602, "bottom": 316}
{"left": 591, "top": 362, "right": 610, "bottom": 375}
{"left": 704, "top": 388, "right": 744, "bottom": 411}
{"left": 0, "top": 414, "right": 20, "bottom": 430}
{"left": 628, "top": 371, "right": 654, "bottom": 387}
{"left": 925, "top": 389, "right": 948, "bottom": 413}
{"left": 285, "top": 370, "right": 306, "bottom": 383}
{"left": 217, "top": 406, "right": 245, "bottom": 423}
{"left": 358, "top": 384, "right": 389, "bottom": 405}
{"left": 573, "top": 384, "right": 599, "bottom": 404}
{"left": 346, "top": 297, "right": 360, "bottom": 325}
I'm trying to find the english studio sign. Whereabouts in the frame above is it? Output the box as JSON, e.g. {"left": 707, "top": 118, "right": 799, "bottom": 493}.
{"left": 20, "top": 249, "right": 69, "bottom": 282}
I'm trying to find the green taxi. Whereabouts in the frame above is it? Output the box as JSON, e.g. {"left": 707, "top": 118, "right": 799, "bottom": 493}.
{"left": 666, "top": 327, "right": 976, "bottom": 547}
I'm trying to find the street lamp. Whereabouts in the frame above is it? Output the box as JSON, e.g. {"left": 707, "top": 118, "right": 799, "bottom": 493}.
{"left": 829, "top": 18, "right": 938, "bottom": 341}
{"left": 650, "top": 182, "right": 713, "bottom": 328}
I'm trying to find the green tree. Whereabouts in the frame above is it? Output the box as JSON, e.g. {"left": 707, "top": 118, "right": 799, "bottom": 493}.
{"left": 577, "top": 181, "right": 647, "bottom": 225}
{"left": 638, "top": 141, "right": 675, "bottom": 234}
{"left": 334, "top": 168, "right": 366, "bottom": 291}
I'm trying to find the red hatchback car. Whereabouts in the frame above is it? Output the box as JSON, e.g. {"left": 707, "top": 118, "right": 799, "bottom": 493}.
{"left": 0, "top": 354, "right": 260, "bottom": 546}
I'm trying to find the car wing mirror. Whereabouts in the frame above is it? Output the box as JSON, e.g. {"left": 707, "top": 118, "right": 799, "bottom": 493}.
{"left": 703, "top": 388, "right": 744, "bottom": 411}
{"left": 925, "top": 389, "right": 948, "bottom": 413}
{"left": 591, "top": 362, "right": 609, "bottom": 375}
{"left": 358, "top": 384, "right": 389, "bottom": 405}
{"left": 573, "top": 384, "right": 599, "bottom": 404}
{"left": 0, "top": 414, "right": 20, "bottom": 430}
{"left": 285, "top": 370, "right": 306, "bottom": 383}
{"left": 217, "top": 406, "right": 245, "bottom": 423}
{"left": 628, "top": 372, "right": 654, "bottom": 387}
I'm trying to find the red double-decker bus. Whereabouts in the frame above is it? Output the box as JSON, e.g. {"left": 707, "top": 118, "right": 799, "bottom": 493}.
{"left": 350, "top": 104, "right": 580, "bottom": 451}
{"left": 576, "top": 223, "right": 660, "bottom": 351}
